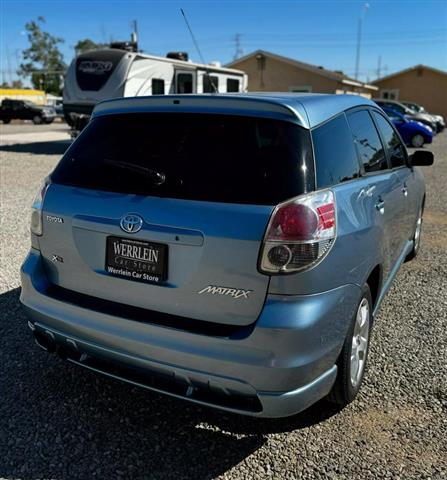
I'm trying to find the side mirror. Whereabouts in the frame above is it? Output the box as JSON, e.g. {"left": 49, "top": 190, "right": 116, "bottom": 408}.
{"left": 409, "top": 150, "right": 434, "bottom": 167}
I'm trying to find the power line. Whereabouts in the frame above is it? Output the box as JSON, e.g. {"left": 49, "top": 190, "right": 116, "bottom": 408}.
{"left": 143, "top": 28, "right": 446, "bottom": 50}
{"left": 235, "top": 38, "right": 446, "bottom": 48}
{"left": 230, "top": 28, "right": 447, "bottom": 40}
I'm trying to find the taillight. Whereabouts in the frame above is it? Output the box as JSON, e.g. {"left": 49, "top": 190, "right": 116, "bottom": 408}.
{"left": 260, "top": 190, "right": 336, "bottom": 273}
{"left": 30, "top": 178, "right": 50, "bottom": 236}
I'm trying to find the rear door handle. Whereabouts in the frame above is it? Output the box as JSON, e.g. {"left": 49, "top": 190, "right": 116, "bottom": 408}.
{"left": 375, "top": 199, "right": 385, "bottom": 214}
{"left": 402, "top": 184, "right": 408, "bottom": 197}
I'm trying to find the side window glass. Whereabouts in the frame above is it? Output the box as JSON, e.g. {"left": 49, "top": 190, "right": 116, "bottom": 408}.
{"left": 152, "top": 79, "right": 165, "bottom": 95}
{"left": 390, "top": 103, "right": 405, "bottom": 114}
{"left": 372, "top": 111, "right": 406, "bottom": 168}
{"left": 227, "top": 78, "right": 240, "bottom": 92}
{"left": 387, "top": 111, "right": 401, "bottom": 122}
{"left": 313, "top": 114, "right": 360, "bottom": 188}
{"left": 347, "top": 110, "right": 388, "bottom": 173}
{"left": 176, "top": 73, "right": 193, "bottom": 94}
{"left": 203, "top": 75, "right": 219, "bottom": 93}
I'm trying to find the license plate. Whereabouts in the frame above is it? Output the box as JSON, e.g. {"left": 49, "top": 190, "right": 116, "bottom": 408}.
{"left": 105, "top": 236, "right": 168, "bottom": 284}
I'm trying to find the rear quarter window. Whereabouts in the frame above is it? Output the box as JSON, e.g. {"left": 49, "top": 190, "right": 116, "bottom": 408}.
{"left": 51, "top": 113, "right": 314, "bottom": 205}
{"left": 312, "top": 114, "right": 360, "bottom": 189}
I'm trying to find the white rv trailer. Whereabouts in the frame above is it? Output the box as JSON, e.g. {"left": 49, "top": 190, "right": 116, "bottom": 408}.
{"left": 63, "top": 49, "right": 247, "bottom": 134}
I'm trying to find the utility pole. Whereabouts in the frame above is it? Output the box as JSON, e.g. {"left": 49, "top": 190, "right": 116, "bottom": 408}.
{"left": 354, "top": 3, "right": 369, "bottom": 80}
{"left": 131, "top": 19, "right": 138, "bottom": 51}
{"left": 376, "top": 55, "right": 382, "bottom": 79}
{"left": 5, "top": 43, "right": 13, "bottom": 85}
{"left": 233, "top": 33, "right": 243, "bottom": 61}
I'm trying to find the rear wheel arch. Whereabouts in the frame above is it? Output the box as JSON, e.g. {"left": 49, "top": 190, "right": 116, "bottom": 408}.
{"left": 365, "top": 264, "right": 382, "bottom": 311}
{"left": 328, "top": 282, "right": 372, "bottom": 406}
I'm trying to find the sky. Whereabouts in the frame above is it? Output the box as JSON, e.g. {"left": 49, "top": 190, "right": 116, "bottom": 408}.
{"left": 1, "top": 0, "right": 446, "bottom": 85}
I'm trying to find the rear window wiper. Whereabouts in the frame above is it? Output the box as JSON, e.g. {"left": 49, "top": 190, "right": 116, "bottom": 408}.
{"left": 104, "top": 159, "right": 166, "bottom": 185}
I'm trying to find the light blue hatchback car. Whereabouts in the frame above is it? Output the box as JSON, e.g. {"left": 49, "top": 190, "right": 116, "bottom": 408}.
{"left": 20, "top": 94, "right": 433, "bottom": 417}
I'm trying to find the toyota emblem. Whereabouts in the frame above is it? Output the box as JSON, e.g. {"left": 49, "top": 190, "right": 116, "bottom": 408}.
{"left": 120, "top": 214, "right": 143, "bottom": 234}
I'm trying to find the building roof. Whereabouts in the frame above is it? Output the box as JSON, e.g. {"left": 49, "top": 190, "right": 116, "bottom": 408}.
{"left": 226, "top": 49, "right": 377, "bottom": 91}
{"left": 93, "top": 92, "right": 377, "bottom": 129}
{"left": 373, "top": 64, "right": 447, "bottom": 85}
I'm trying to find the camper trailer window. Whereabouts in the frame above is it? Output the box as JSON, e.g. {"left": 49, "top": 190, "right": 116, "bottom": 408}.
{"left": 152, "top": 79, "right": 165, "bottom": 95}
{"left": 227, "top": 79, "right": 240, "bottom": 92}
{"left": 203, "top": 75, "right": 219, "bottom": 93}
{"left": 176, "top": 73, "right": 193, "bottom": 94}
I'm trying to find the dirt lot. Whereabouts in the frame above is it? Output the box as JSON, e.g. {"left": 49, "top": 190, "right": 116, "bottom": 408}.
{"left": 0, "top": 124, "right": 446, "bottom": 479}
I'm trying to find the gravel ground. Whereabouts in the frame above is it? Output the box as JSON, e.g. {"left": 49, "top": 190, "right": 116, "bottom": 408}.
{"left": 0, "top": 129, "right": 446, "bottom": 479}
{"left": 0, "top": 121, "right": 69, "bottom": 136}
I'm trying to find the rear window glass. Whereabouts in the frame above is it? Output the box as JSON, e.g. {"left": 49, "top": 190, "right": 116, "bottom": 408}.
{"left": 76, "top": 50, "right": 126, "bottom": 92}
{"left": 52, "top": 113, "right": 314, "bottom": 205}
{"left": 313, "top": 114, "right": 360, "bottom": 188}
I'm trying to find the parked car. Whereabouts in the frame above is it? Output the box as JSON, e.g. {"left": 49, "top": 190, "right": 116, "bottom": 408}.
{"left": 0, "top": 99, "right": 56, "bottom": 124}
{"left": 401, "top": 101, "right": 445, "bottom": 132}
{"left": 53, "top": 100, "right": 64, "bottom": 118}
{"left": 374, "top": 99, "right": 437, "bottom": 133}
{"left": 20, "top": 94, "right": 433, "bottom": 418}
{"left": 382, "top": 107, "right": 433, "bottom": 148}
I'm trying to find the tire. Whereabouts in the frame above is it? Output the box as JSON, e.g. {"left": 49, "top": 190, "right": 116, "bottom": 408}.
{"left": 2, "top": 118, "right": 11, "bottom": 124}
{"left": 411, "top": 133, "right": 425, "bottom": 148}
{"left": 328, "top": 284, "right": 372, "bottom": 406}
{"left": 405, "top": 205, "right": 423, "bottom": 262}
{"left": 32, "top": 115, "right": 43, "bottom": 125}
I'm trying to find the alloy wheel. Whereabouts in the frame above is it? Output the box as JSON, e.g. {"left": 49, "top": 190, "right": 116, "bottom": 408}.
{"left": 412, "top": 134, "right": 424, "bottom": 148}
{"left": 414, "top": 212, "right": 422, "bottom": 252}
{"left": 350, "top": 298, "right": 370, "bottom": 388}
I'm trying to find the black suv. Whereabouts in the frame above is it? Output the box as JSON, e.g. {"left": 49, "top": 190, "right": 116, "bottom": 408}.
{"left": 0, "top": 99, "right": 56, "bottom": 124}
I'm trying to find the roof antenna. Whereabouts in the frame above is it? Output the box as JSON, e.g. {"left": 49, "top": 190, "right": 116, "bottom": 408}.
{"left": 180, "top": 8, "right": 218, "bottom": 93}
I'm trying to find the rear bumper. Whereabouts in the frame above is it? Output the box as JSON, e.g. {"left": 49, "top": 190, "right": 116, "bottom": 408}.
{"left": 41, "top": 112, "right": 56, "bottom": 119}
{"left": 20, "top": 249, "right": 361, "bottom": 418}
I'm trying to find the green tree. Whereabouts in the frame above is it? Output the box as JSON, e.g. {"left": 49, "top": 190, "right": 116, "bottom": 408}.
{"left": 74, "top": 38, "right": 108, "bottom": 55}
{"left": 0, "top": 80, "right": 23, "bottom": 88}
{"left": 18, "top": 17, "right": 66, "bottom": 95}
{"left": 11, "top": 79, "right": 24, "bottom": 88}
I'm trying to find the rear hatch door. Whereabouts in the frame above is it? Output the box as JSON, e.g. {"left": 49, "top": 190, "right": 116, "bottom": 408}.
{"left": 40, "top": 111, "right": 312, "bottom": 326}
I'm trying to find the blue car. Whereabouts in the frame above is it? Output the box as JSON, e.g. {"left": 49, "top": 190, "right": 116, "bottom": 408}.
{"left": 21, "top": 94, "right": 434, "bottom": 417}
{"left": 382, "top": 107, "right": 433, "bottom": 148}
